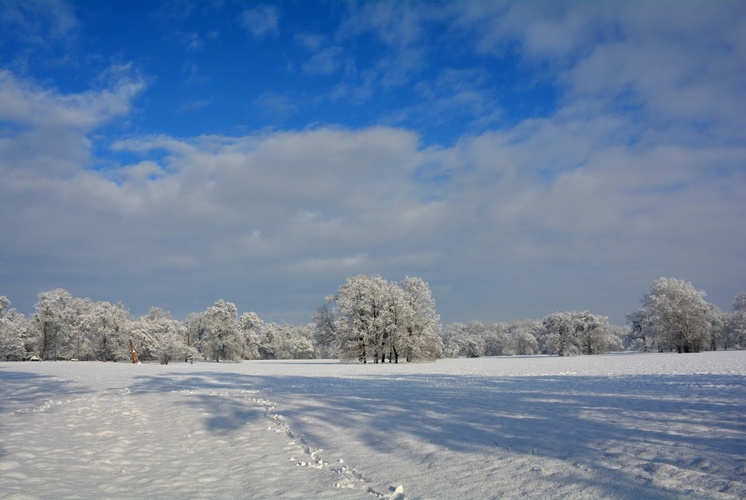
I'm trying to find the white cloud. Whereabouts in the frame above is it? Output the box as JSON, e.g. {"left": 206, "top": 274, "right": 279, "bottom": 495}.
{"left": 0, "top": 0, "right": 79, "bottom": 45}
{"left": 456, "top": 1, "right": 746, "bottom": 140}
{"left": 302, "top": 46, "right": 345, "bottom": 75}
{"left": 294, "top": 32, "right": 326, "bottom": 52}
{"left": 8, "top": 102, "right": 743, "bottom": 321}
{"left": 0, "top": 69, "right": 144, "bottom": 181}
{"left": 0, "top": 69, "right": 144, "bottom": 130}
{"left": 239, "top": 5, "right": 280, "bottom": 40}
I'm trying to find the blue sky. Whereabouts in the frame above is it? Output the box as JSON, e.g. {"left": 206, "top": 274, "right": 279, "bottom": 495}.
{"left": 1, "top": 0, "right": 745, "bottom": 325}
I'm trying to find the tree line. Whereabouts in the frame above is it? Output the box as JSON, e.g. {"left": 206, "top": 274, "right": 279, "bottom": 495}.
{"left": 0, "top": 291, "right": 314, "bottom": 364}
{"left": 1, "top": 276, "right": 744, "bottom": 362}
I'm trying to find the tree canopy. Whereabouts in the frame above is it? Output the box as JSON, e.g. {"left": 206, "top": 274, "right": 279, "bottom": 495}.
{"left": 628, "top": 277, "right": 722, "bottom": 353}
{"left": 314, "top": 275, "right": 442, "bottom": 363}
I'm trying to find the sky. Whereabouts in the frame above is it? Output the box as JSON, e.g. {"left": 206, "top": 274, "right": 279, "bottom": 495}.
{"left": 1, "top": 0, "right": 745, "bottom": 326}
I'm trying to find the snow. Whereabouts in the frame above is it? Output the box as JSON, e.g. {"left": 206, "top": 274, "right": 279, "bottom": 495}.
{"left": 1, "top": 351, "right": 745, "bottom": 499}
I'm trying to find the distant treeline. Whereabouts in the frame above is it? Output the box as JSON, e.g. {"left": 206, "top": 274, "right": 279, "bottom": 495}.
{"left": 1, "top": 277, "right": 744, "bottom": 362}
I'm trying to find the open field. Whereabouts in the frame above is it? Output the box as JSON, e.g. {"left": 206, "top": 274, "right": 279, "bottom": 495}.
{"left": 1, "top": 351, "right": 745, "bottom": 499}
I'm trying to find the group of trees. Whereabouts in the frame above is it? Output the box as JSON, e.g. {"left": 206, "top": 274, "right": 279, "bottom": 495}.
{"left": 441, "top": 320, "right": 542, "bottom": 358}
{"left": 627, "top": 277, "right": 745, "bottom": 353}
{"left": 313, "top": 275, "right": 442, "bottom": 363}
{"left": 440, "top": 278, "right": 744, "bottom": 358}
{"left": 1, "top": 276, "right": 743, "bottom": 363}
{"left": 441, "top": 314, "right": 626, "bottom": 358}
{"left": 542, "top": 311, "right": 624, "bottom": 356}
{"left": 0, "top": 290, "right": 314, "bottom": 363}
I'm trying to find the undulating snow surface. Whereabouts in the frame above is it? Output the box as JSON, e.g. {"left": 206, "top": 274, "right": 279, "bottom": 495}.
{"left": 1, "top": 352, "right": 745, "bottom": 499}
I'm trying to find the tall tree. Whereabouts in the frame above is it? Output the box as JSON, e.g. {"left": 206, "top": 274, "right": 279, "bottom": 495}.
{"left": 706, "top": 304, "right": 725, "bottom": 351}
{"left": 0, "top": 296, "right": 28, "bottom": 361}
{"left": 507, "top": 320, "right": 541, "bottom": 355}
{"left": 81, "top": 301, "right": 131, "bottom": 362}
{"left": 204, "top": 299, "right": 243, "bottom": 362}
{"left": 132, "top": 308, "right": 197, "bottom": 364}
{"left": 239, "top": 312, "right": 263, "bottom": 359}
{"left": 573, "top": 311, "right": 620, "bottom": 355}
{"left": 542, "top": 311, "right": 579, "bottom": 356}
{"left": 400, "top": 276, "right": 442, "bottom": 362}
{"left": 725, "top": 291, "right": 746, "bottom": 350}
{"left": 34, "top": 289, "right": 82, "bottom": 360}
{"left": 332, "top": 274, "right": 389, "bottom": 363}
{"left": 320, "top": 274, "right": 443, "bottom": 363}
{"left": 185, "top": 311, "right": 209, "bottom": 360}
{"left": 631, "top": 277, "right": 713, "bottom": 353}
{"left": 312, "top": 298, "right": 338, "bottom": 359}
{"left": 380, "top": 281, "right": 406, "bottom": 363}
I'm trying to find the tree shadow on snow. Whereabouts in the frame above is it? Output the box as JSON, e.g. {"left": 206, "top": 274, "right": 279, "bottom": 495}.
{"left": 128, "top": 371, "right": 266, "bottom": 436}
{"left": 273, "top": 371, "right": 746, "bottom": 498}
{"left": 0, "top": 368, "right": 93, "bottom": 460}
{"left": 0, "top": 369, "right": 92, "bottom": 412}
{"left": 125, "top": 367, "right": 746, "bottom": 498}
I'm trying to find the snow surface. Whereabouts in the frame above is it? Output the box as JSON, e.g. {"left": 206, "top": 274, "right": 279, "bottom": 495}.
{"left": 1, "top": 351, "right": 745, "bottom": 499}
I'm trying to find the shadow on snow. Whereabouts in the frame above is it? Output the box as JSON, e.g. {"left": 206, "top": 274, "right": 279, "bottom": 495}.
{"left": 0, "top": 369, "right": 92, "bottom": 460}
{"left": 125, "top": 367, "right": 745, "bottom": 497}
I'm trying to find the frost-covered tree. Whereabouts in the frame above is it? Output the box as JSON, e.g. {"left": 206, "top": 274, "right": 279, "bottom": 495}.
{"left": 256, "top": 322, "right": 315, "bottom": 359}
{"left": 377, "top": 281, "right": 406, "bottom": 363}
{"left": 724, "top": 291, "right": 746, "bottom": 350}
{"left": 0, "top": 296, "right": 29, "bottom": 360}
{"left": 319, "top": 274, "right": 442, "bottom": 363}
{"left": 631, "top": 277, "right": 713, "bottom": 353}
{"left": 441, "top": 322, "right": 485, "bottom": 358}
{"left": 626, "top": 309, "right": 654, "bottom": 352}
{"left": 481, "top": 322, "right": 508, "bottom": 356}
{"left": 81, "top": 300, "right": 131, "bottom": 362}
{"left": 574, "top": 311, "right": 620, "bottom": 354}
{"left": 256, "top": 320, "right": 278, "bottom": 359}
{"left": 506, "top": 320, "right": 541, "bottom": 355}
{"left": 440, "top": 322, "right": 463, "bottom": 357}
{"left": 33, "top": 289, "right": 85, "bottom": 360}
{"left": 706, "top": 304, "right": 725, "bottom": 351}
{"left": 239, "top": 312, "right": 263, "bottom": 359}
{"left": 542, "top": 311, "right": 580, "bottom": 356}
{"left": 132, "top": 308, "right": 197, "bottom": 364}
{"left": 441, "top": 320, "right": 542, "bottom": 358}
{"left": 400, "top": 276, "right": 442, "bottom": 362}
{"left": 312, "top": 299, "right": 338, "bottom": 359}
{"left": 204, "top": 299, "right": 243, "bottom": 362}
{"left": 332, "top": 274, "right": 390, "bottom": 363}
{"left": 185, "top": 311, "right": 209, "bottom": 360}
{"left": 540, "top": 311, "right": 618, "bottom": 356}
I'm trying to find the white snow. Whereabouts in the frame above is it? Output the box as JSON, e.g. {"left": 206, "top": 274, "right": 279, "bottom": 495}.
{"left": 2, "top": 351, "right": 745, "bottom": 499}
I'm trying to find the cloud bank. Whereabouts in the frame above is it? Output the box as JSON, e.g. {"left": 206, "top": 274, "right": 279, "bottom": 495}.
{"left": 1, "top": 1, "right": 744, "bottom": 324}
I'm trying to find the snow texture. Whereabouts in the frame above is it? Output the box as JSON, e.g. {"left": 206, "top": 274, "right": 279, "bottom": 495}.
{"left": 1, "top": 351, "right": 745, "bottom": 499}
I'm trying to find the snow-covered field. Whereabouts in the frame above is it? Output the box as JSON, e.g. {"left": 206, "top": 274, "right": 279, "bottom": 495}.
{"left": 1, "top": 352, "right": 745, "bottom": 499}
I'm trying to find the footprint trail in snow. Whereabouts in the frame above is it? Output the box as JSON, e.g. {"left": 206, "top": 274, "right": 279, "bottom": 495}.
{"left": 255, "top": 396, "right": 405, "bottom": 499}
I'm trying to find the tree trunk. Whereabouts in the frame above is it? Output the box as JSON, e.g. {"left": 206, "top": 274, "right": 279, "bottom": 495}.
{"left": 41, "top": 322, "right": 49, "bottom": 360}
{"left": 129, "top": 339, "right": 139, "bottom": 364}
